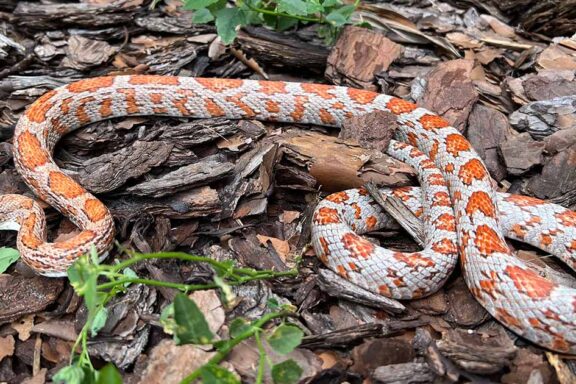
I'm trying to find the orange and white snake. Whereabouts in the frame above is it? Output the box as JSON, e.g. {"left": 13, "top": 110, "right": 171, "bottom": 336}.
{"left": 2, "top": 75, "right": 576, "bottom": 353}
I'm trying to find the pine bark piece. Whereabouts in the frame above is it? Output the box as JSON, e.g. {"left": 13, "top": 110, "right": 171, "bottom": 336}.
{"left": 466, "top": 104, "right": 511, "bottom": 181}
{"left": 326, "top": 25, "right": 402, "bottom": 90}
{"left": 499, "top": 133, "right": 545, "bottom": 176}
{"left": 77, "top": 140, "right": 173, "bottom": 194}
{"left": 509, "top": 96, "right": 576, "bottom": 140}
{"left": 418, "top": 59, "right": 478, "bottom": 132}
{"left": 13, "top": 0, "right": 142, "bottom": 29}
{"left": 0, "top": 275, "right": 64, "bottom": 324}
{"left": 126, "top": 154, "right": 234, "bottom": 197}
{"left": 437, "top": 329, "right": 517, "bottom": 375}
{"left": 236, "top": 27, "right": 330, "bottom": 73}
{"left": 340, "top": 110, "right": 398, "bottom": 152}
{"left": 281, "top": 130, "right": 414, "bottom": 193}
{"left": 373, "top": 362, "right": 435, "bottom": 384}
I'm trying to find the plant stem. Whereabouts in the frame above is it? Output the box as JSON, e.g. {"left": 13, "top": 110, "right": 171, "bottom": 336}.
{"left": 244, "top": 2, "right": 321, "bottom": 23}
{"left": 255, "top": 331, "right": 266, "bottom": 384}
{"left": 180, "top": 311, "right": 287, "bottom": 384}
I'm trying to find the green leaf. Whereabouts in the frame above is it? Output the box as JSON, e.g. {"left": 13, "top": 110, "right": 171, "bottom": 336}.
{"left": 267, "top": 324, "right": 303, "bottom": 355}
{"left": 276, "top": 16, "right": 299, "bottom": 31}
{"left": 183, "top": 0, "right": 220, "bottom": 10}
{"left": 96, "top": 364, "right": 122, "bottom": 384}
{"left": 90, "top": 307, "right": 108, "bottom": 337}
{"left": 213, "top": 275, "right": 235, "bottom": 305}
{"left": 325, "top": 4, "right": 355, "bottom": 27}
{"left": 53, "top": 365, "right": 86, "bottom": 384}
{"left": 173, "top": 293, "right": 214, "bottom": 345}
{"left": 192, "top": 8, "right": 215, "bottom": 23}
{"left": 321, "top": 0, "right": 341, "bottom": 7}
{"left": 67, "top": 256, "right": 99, "bottom": 314}
{"left": 229, "top": 318, "right": 251, "bottom": 338}
{"left": 271, "top": 359, "right": 303, "bottom": 384}
{"left": 199, "top": 364, "right": 240, "bottom": 384}
{"left": 0, "top": 247, "right": 19, "bottom": 273}
{"left": 277, "top": 0, "right": 309, "bottom": 16}
{"left": 159, "top": 302, "right": 176, "bottom": 335}
{"left": 89, "top": 245, "right": 100, "bottom": 265}
{"left": 214, "top": 7, "right": 246, "bottom": 45}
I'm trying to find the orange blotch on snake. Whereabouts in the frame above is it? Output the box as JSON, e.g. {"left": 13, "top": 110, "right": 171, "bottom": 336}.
{"left": 302, "top": 83, "right": 335, "bottom": 100}
{"left": 511, "top": 224, "right": 527, "bottom": 239}
{"left": 347, "top": 88, "right": 377, "bottom": 104}
{"left": 326, "top": 191, "right": 349, "bottom": 203}
{"left": 313, "top": 207, "right": 340, "bottom": 225}
{"left": 48, "top": 171, "right": 86, "bottom": 199}
{"left": 540, "top": 233, "right": 553, "bottom": 247}
{"left": 552, "top": 337, "right": 570, "bottom": 352}
{"left": 17, "top": 131, "right": 49, "bottom": 170}
{"left": 419, "top": 114, "right": 450, "bottom": 131}
{"left": 428, "top": 174, "right": 446, "bottom": 186}
{"left": 479, "top": 279, "right": 499, "bottom": 300}
{"left": 84, "top": 199, "right": 108, "bottom": 222}
{"left": 21, "top": 212, "right": 37, "bottom": 230}
{"left": 290, "top": 95, "right": 308, "bottom": 121}
{"left": 317, "top": 237, "right": 330, "bottom": 264}
{"left": 504, "top": 265, "right": 557, "bottom": 299}
{"left": 319, "top": 109, "right": 335, "bottom": 124}
{"left": 341, "top": 233, "right": 374, "bottom": 259}
{"left": 129, "top": 75, "right": 180, "bottom": 86}
{"left": 349, "top": 202, "right": 362, "bottom": 219}
{"left": 332, "top": 101, "right": 345, "bottom": 109}
{"left": 466, "top": 191, "right": 496, "bottom": 218}
{"left": 458, "top": 159, "right": 488, "bottom": 185}
{"left": 386, "top": 98, "right": 417, "bottom": 114}
{"left": 474, "top": 225, "right": 509, "bottom": 255}
{"left": 429, "top": 140, "right": 439, "bottom": 161}
{"left": 259, "top": 81, "right": 286, "bottom": 95}
{"left": 53, "top": 230, "right": 96, "bottom": 252}
{"left": 393, "top": 252, "right": 435, "bottom": 268}
{"left": 495, "top": 307, "right": 522, "bottom": 329}
{"left": 431, "top": 238, "right": 457, "bottom": 255}
{"left": 68, "top": 77, "right": 115, "bottom": 93}
{"left": 149, "top": 93, "right": 162, "bottom": 104}
{"left": 227, "top": 94, "right": 256, "bottom": 117}
{"left": 20, "top": 232, "right": 43, "bottom": 250}
{"left": 435, "top": 213, "right": 456, "bottom": 231}
{"left": 99, "top": 98, "right": 114, "bottom": 118}
{"left": 366, "top": 216, "right": 378, "bottom": 231}
{"left": 196, "top": 78, "right": 243, "bottom": 92}
{"left": 204, "top": 98, "right": 225, "bottom": 117}
{"left": 265, "top": 100, "right": 280, "bottom": 113}
{"left": 504, "top": 194, "right": 545, "bottom": 207}
{"left": 336, "top": 264, "right": 348, "bottom": 278}
{"left": 76, "top": 96, "right": 96, "bottom": 124}
{"left": 406, "top": 132, "right": 418, "bottom": 147}
{"left": 554, "top": 211, "right": 576, "bottom": 227}
{"left": 432, "top": 191, "right": 451, "bottom": 207}
{"left": 378, "top": 284, "right": 391, "bottom": 296}
{"left": 118, "top": 89, "right": 139, "bottom": 114}
{"left": 26, "top": 90, "right": 58, "bottom": 123}
{"left": 445, "top": 134, "right": 471, "bottom": 157}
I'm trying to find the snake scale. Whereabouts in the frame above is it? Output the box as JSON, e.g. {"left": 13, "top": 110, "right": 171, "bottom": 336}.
{"left": 1, "top": 75, "right": 576, "bottom": 353}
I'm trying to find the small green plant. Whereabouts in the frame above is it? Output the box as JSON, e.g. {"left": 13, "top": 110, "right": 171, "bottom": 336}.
{"left": 152, "top": 0, "right": 360, "bottom": 44}
{"left": 52, "top": 247, "right": 301, "bottom": 384}
{"left": 0, "top": 247, "right": 20, "bottom": 273}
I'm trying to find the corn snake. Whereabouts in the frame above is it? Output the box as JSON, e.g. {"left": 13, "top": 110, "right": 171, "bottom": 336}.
{"left": 2, "top": 75, "right": 576, "bottom": 353}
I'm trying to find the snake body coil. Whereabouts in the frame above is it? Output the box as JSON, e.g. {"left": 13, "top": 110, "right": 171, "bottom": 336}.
{"left": 2, "top": 75, "right": 576, "bottom": 353}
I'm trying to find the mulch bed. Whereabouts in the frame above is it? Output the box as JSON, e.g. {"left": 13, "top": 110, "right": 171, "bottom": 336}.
{"left": 0, "top": 0, "right": 575, "bottom": 383}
